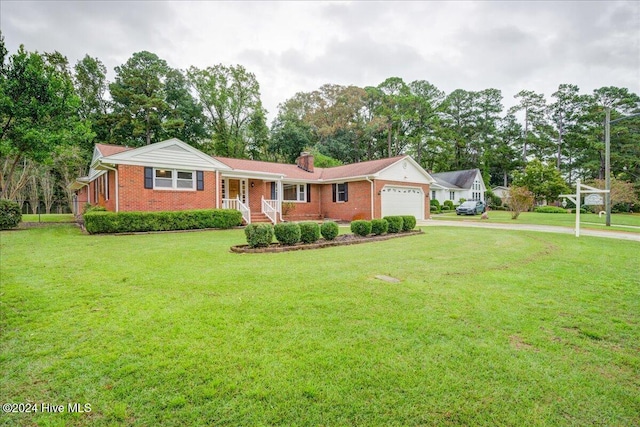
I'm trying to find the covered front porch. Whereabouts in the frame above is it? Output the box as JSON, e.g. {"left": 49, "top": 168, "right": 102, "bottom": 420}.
{"left": 220, "top": 175, "right": 321, "bottom": 224}
{"left": 220, "top": 175, "right": 283, "bottom": 224}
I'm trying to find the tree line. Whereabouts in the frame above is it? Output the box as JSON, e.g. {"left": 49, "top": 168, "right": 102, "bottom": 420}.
{"left": 1, "top": 35, "right": 639, "bottom": 213}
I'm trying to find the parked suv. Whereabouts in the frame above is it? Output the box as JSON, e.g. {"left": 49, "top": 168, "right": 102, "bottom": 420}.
{"left": 456, "top": 200, "right": 485, "bottom": 215}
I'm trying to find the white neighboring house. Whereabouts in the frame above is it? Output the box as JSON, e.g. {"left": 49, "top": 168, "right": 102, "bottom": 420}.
{"left": 430, "top": 169, "right": 486, "bottom": 204}
{"left": 492, "top": 186, "right": 509, "bottom": 202}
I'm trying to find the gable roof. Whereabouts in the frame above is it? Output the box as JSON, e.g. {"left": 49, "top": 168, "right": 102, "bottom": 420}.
{"left": 431, "top": 169, "right": 481, "bottom": 190}
{"left": 96, "top": 138, "right": 230, "bottom": 171}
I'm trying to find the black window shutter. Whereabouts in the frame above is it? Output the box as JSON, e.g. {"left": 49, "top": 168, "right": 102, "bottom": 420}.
{"left": 144, "top": 167, "right": 153, "bottom": 189}
{"left": 196, "top": 171, "right": 204, "bottom": 191}
{"left": 332, "top": 184, "right": 336, "bottom": 202}
{"left": 344, "top": 183, "right": 349, "bottom": 202}
{"left": 271, "top": 182, "right": 276, "bottom": 199}
{"left": 306, "top": 184, "right": 311, "bottom": 203}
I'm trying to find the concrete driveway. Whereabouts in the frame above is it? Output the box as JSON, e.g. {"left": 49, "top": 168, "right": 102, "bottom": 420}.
{"left": 418, "top": 219, "right": 640, "bottom": 242}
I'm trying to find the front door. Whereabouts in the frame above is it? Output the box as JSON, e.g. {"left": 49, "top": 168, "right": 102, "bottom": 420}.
{"left": 228, "top": 179, "right": 240, "bottom": 199}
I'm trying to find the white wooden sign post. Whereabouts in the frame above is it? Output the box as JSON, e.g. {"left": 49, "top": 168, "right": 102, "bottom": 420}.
{"left": 559, "top": 179, "right": 609, "bottom": 237}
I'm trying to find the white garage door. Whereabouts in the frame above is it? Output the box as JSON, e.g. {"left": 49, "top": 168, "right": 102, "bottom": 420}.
{"left": 381, "top": 186, "right": 424, "bottom": 219}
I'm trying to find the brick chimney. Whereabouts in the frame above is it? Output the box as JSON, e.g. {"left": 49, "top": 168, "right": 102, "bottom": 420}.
{"left": 296, "top": 152, "right": 314, "bottom": 172}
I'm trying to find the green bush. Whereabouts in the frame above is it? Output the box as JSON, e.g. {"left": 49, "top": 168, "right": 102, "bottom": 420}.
{"left": 84, "top": 204, "right": 107, "bottom": 213}
{"left": 534, "top": 206, "right": 568, "bottom": 214}
{"left": 0, "top": 199, "right": 22, "bottom": 229}
{"left": 350, "top": 220, "right": 372, "bottom": 237}
{"left": 274, "top": 222, "right": 301, "bottom": 245}
{"left": 430, "top": 205, "right": 440, "bottom": 213}
{"left": 384, "top": 216, "right": 404, "bottom": 233}
{"left": 245, "top": 223, "right": 274, "bottom": 248}
{"left": 430, "top": 199, "right": 440, "bottom": 209}
{"left": 370, "top": 218, "right": 388, "bottom": 235}
{"left": 83, "top": 209, "right": 242, "bottom": 234}
{"left": 443, "top": 200, "right": 454, "bottom": 210}
{"left": 571, "top": 208, "right": 587, "bottom": 214}
{"left": 321, "top": 221, "right": 339, "bottom": 240}
{"left": 401, "top": 215, "right": 417, "bottom": 231}
{"left": 441, "top": 206, "right": 450, "bottom": 211}
{"left": 299, "top": 222, "right": 320, "bottom": 244}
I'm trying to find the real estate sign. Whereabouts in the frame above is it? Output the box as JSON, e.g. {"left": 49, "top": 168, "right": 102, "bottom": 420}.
{"left": 584, "top": 194, "right": 604, "bottom": 205}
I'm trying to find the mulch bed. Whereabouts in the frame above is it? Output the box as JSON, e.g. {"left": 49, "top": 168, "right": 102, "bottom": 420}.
{"left": 230, "top": 229, "right": 424, "bottom": 253}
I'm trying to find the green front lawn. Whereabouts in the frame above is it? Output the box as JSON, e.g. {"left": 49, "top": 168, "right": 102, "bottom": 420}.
{"left": 433, "top": 210, "right": 640, "bottom": 232}
{"left": 20, "top": 213, "right": 75, "bottom": 223}
{"left": 1, "top": 226, "right": 639, "bottom": 426}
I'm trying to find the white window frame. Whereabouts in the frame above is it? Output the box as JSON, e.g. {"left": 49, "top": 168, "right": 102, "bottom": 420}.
{"left": 336, "top": 183, "right": 347, "bottom": 202}
{"left": 282, "top": 183, "right": 306, "bottom": 202}
{"left": 449, "top": 191, "right": 454, "bottom": 201}
{"left": 154, "top": 168, "right": 195, "bottom": 191}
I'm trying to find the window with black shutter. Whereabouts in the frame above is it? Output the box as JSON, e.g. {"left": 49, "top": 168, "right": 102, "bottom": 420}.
{"left": 144, "top": 167, "right": 153, "bottom": 189}
{"left": 196, "top": 171, "right": 204, "bottom": 191}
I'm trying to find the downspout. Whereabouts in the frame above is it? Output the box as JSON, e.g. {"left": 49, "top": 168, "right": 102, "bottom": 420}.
{"left": 365, "top": 177, "right": 375, "bottom": 219}
{"left": 215, "top": 170, "right": 219, "bottom": 209}
{"left": 100, "top": 164, "right": 119, "bottom": 212}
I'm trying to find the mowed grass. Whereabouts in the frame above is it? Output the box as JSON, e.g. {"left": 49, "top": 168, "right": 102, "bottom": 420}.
{"left": 1, "top": 226, "right": 639, "bottom": 426}
{"left": 20, "top": 213, "right": 75, "bottom": 223}
{"left": 434, "top": 210, "right": 640, "bottom": 233}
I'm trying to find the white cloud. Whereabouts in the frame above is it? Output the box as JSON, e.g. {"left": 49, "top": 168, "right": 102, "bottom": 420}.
{"left": 1, "top": 0, "right": 638, "bottom": 122}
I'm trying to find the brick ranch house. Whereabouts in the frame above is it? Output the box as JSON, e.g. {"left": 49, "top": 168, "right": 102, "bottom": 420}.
{"left": 72, "top": 138, "right": 435, "bottom": 223}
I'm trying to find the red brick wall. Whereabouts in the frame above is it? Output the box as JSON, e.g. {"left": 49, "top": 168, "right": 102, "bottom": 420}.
{"left": 117, "top": 165, "right": 217, "bottom": 212}
{"left": 283, "top": 184, "right": 322, "bottom": 221}
{"left": 321, "top": 181, "right": 373, "bottom": 221}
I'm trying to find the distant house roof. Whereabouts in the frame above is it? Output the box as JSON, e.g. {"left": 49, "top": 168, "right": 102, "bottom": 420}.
{"left": 431, "top": 169, "right": 481, "bottom": 190}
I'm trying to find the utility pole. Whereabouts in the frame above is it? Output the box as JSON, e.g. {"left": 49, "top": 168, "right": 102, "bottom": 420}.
{"left": 605, "top": 107, "right": 611, "bottom": 227}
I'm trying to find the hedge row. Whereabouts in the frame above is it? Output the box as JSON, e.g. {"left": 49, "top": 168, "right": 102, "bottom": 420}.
{"left": 0, "top": 199, "right": 22, "bottom": 230}
{"left": 84, "top": 209, "right": 242, "bottom": 234}
{"left": 534, "top": 206, "right": 568, "bottom": 214}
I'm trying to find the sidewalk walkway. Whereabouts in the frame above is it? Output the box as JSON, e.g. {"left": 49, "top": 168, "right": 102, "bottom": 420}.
{"left": 418, "top": 219, "right": 640, "bottom": 242}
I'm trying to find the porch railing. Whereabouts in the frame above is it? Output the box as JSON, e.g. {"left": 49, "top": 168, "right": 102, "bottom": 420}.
{"left": 261, "top": 197, "right": 279, "bottom": 224}
{"left": 222, "top": 197, "right": 251, "bottom": 224}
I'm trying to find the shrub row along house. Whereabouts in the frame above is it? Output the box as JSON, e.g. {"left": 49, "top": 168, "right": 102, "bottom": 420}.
{"left": 72, "top": 138, "right": 436, "bottom": 223}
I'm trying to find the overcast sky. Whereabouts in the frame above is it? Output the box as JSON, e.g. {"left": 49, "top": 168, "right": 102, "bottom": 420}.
{"left": 2, "top": 1, "right": 639, "bottom": 122}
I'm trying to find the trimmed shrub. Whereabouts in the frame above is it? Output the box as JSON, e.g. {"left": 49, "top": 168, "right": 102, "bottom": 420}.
{"left": 534, "top": 206, "right": 568, "bottom": 214}
{"left": 321, "top": 221, "right": 339, "bottom": 240}
{"left": 430, "top": 199, "right": 440, "bottom": 209}
{"left": 370, "top": 218, "right": 388, "bottom": 235}
{"left": 401, "top": 215, "right": 417, "bottom": 231}
{"left": 299, "top": 222, "right": 320, "bottom": 244}
{"left": 384, "top": 216, "right": 404, "bottom": 233}
{"left": 83, "top": 209, "right": 242, "bottom": 234}
{"left": 350, "top": 220, "right": 372, "bottom": 237}
{"left": 441, "top": 206, "right": 450, "bottom": 211}
{"left": 274, "top": 222, "right": 301, "bottom": 245}
{"left": 0, "top": 199, "right": 22, "bottom": 229}
{"left": 571, "top": 208, "right": 588, "bottom": 214}
{"left": 430, "top": 205, "right": 440, "bottom": 213}
{"left": 245, "top": 223, "right": 274, "bottom": 248}
{"left": 443, "top": 200, "right": 454, "bottom": 210}
{"left": 84, "top": 204, "right": 107, "bottom": 213}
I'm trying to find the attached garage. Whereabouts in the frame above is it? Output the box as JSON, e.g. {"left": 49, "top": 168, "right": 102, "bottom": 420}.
{"left": 380, "top": 185, "right": 424, "bottom": 219}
